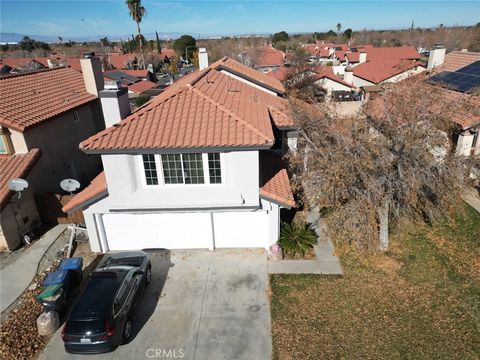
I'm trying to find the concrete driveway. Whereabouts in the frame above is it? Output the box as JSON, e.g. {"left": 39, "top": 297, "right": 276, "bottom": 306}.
{"left": 39, "top": 249, "right": 271, "bottom": 360}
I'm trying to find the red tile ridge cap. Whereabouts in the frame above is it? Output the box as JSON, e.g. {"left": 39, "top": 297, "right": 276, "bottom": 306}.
{"left": 190, "top": 87, "right": 274, "bottom": 144}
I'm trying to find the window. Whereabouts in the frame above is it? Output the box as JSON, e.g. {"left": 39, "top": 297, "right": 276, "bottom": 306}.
{"left": 161, "top": 154, "right": 184, "bottom": 184}
{"left": 182, "top": 153, "right": 204, "bottom": 184}
{"left": 208, "top": 153, "right": 222, "bottom": 184}
{"left": 142, "top": 153, "right": 222, "bottom": 185}
{"left": 0, "top": 136, "right": 6, "bottom": 154}
{"left": 142, "top": 154, "right": 158, "bottom": 185}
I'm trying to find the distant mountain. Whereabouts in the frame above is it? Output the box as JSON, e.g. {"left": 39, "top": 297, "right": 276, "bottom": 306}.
{"left": 0, "top": 31, "right": 271, "bottom": 44}
{"left": 0, "top": 32, "right": 187, "bottom": 43}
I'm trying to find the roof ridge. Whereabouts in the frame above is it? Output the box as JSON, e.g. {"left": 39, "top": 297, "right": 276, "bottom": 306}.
{"left": 0, "top": 66, "right": 68, "bottom": 81}
{"left": 190, "top": 86, "right": 273, "bottom": 143}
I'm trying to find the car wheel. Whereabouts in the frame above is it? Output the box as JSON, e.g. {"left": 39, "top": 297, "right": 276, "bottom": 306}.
{"left": 122, "top": 318, "right": 132, "bottom": 344}
{"left": 146, "top": 265, "right": 152, "bottom": 285}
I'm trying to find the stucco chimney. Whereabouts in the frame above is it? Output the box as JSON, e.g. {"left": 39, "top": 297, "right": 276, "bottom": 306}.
{"left": 427, "top": 45, "right": 446, "bottom": 71}
{"left": 80, "top": 52, "right": 104, "bottom": 96}
{"left": 359, "top": 51, "right": 367, "bottom": 64}
{"left": 343, "top": 66, "right": 354, "bottom": 84}
{"left": 98, "top": 80, "right": 131, "bottom": 128}
{"left": 199, "top": 48, "right": 209, "bottom": 71}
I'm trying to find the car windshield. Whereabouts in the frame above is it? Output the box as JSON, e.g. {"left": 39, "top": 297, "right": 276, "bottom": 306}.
{"left": 70, "top": 271, "right": 126, "bottom": 317}
{"left": 66, "top": 318, "right": 105, "bottom": 335}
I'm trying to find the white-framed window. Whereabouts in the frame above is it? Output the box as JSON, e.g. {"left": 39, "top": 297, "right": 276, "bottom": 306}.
{"left": 141, "top": 153, "right": 223, "bottom": 186}
{"left": 208, "top": 153, "right": 222, "bottom": 184}
{"left": 142, "top": 154, "right": 159, "bottom": 185}
{"left": 0, "top": 136, "right": 7, "bottom": 154}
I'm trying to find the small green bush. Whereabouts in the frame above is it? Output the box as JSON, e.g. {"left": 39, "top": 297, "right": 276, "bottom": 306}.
{"left": 278, "top": 222, "right": 317, "bottom": 257}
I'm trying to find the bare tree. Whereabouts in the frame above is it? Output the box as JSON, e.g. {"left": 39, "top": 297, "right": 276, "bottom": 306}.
{"left": 288, "top": 80, "right": 477, "bottom": 251}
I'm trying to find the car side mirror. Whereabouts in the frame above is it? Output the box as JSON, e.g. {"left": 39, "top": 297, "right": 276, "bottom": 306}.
{"left": 135, "top": 270, "right": 144, "bottom": 276}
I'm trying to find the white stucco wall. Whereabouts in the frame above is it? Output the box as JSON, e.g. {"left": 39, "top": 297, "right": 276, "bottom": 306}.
{"left": 456, "top": 133, "right": 475, "bottom": 156}
{"left": 352, "top": 75, "right": 375, "bottom": 88}
{"left": 382, "top": 66, "right": 425, "bottom": 84}
{"left": 9, "top": 129, "right": 28, "bottom": 154}
{"left": 101, "top": 150, "right": 260, "bottom": 210}
{"left": 315, "top": 78, "right": 352, "bottom": 95}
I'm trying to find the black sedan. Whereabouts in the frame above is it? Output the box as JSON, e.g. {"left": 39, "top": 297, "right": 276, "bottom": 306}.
{"left": 62, "top": 251, "right": 151, "bottom": 354}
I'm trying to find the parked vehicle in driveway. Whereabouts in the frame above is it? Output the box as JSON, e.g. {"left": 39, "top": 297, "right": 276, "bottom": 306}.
{"left": 61, "top": 251, "right": 152, "bottom": 354}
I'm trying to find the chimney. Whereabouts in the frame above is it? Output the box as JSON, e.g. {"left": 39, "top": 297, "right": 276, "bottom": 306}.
{"left": 359, "top": 51, "right": 367, "bottom": 64}
{"left": 98, "top": 80, "right": 131, "bottom": 128}
{"left": 427, "top": 45, "right": 446, "bottom": 71}
{"left": 80, "top": 52, "right": 104, "bottom": 96}
{"left": 198, "top": 48, "right": 209, "bottom": 71}
{"left": 343, "top": 66, "right": 354, "bottom": 85}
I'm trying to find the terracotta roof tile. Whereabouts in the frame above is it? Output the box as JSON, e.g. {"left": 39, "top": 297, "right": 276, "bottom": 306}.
{"left": 251, "top": 47, "right": 285, "bottom": 67}
{"left": 107, "top": 53, "right": 139, "bottom": 69}
{"left": 81, "top": 58, "right": 291, "bottom": 152}
{"left": 0, "top": 149, "right": 40, "bottom": 209}
{"left": 128, "top": 80, "right": 157, "bottom": 94}
{"left": 0, "top": 57, "right": 46, "bottom": 70}
{"left": 159, "top": 49, "right": 177, "bottom": 59}
{"left": 62, "top": 172, "right": 107, "bottom": 213}
{"left": 212, "top": 57, "right": 285, "bottom": 94}
{"left": 0, "top": 67, "right": 97, "bottom": 132}
{"left": 259, "top": 152, "right": 295, "bottom": 208}
{"left": 438, "top": 51, "right": 480, "bottom": 72}
{"left": 353, "top": 59, "right": 425, "bottom": 84}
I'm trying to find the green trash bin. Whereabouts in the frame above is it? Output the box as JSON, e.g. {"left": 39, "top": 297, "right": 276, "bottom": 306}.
{"left": 36, "top": 284, "right": 65, "bottom": 312}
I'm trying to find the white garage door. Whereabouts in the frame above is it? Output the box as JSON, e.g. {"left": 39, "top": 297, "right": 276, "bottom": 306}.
{"left": 213, "top": 211, "right": 270, "bottom": 248}
{"left": 102, "top": 212, "right": 213, "bottom": 250}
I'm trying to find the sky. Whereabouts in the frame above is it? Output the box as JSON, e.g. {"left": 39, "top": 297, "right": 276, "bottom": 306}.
{"left": 1, "top": 0, "right": 479, "bottom": 39}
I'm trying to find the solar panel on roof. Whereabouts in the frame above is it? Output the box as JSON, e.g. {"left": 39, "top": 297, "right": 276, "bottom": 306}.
{"left": 456, "top": 61, "right": 480, "bottom": 76}
{"left": 430, "top": 62, "right": 480, "bottom": 93}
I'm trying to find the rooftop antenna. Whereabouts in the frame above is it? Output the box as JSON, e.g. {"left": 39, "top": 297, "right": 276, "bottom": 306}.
{"left": 60, "top": 178, "right": 81, "bottom": 196}
{"left": 8, "top": 178, "right": 29, "bottom": 200}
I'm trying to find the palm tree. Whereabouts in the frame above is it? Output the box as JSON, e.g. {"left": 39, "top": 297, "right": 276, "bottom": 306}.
{"left": 126, "top": 0, "right": 146, "bottom": 69}
{"left": 336, "top": 23, "right": 342, "bottom": 36}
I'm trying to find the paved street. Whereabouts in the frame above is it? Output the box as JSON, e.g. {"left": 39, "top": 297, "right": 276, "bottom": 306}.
{"left": 39, "top": 249, "right": 271, "bottom": 360}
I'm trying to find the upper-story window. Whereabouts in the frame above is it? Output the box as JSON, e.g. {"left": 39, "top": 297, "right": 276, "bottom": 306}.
{"left": 142, "top": 153, "right": 223, "bottom": 186}
{"left": 0, "top": 127, "right": 12, "bottom": 155}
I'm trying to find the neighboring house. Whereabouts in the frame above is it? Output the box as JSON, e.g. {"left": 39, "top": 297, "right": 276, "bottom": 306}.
{"left": 350, "top": 59, "right": 425, "bottom": 87}
{"left": 425, "top": 47, "right": 480, "bottom": 156}
{"left": 104, "top": 69, "right": 160, "bottom": 99}
{"left": 107, "top": 53, "right": 139, "bottom": 70}
{"left": 0, "top": 59, "right": 106, "bottom": 230}
{"left": 0, "top": 57, "right": 47, "bottom": 74}
{"left": 122, "top": 69, "right": 157, "bottom": 83}
{"left": 248, "top": 47, "right": 285, "bottom": 73}
{"left": 63, "top": 54, "right": 297, "bottom": 253}
{"left": 0, "top": 149, "right": 41, "bottom": 250}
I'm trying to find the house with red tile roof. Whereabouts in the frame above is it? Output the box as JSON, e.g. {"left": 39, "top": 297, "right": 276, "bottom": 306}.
{"left": 0, "top": 58, "right": 108, "bottom": 237}
{"left": 0, "top": 148, "right": 41, "bottom": 250}
{"left": 63, "top": 54, "right": 297, "bottom": 253}
{"left": 351, "top": 59, "right": 425, "bottom": 87}
{"left": 247, "top": 47, "right": 285, "bottom": 73}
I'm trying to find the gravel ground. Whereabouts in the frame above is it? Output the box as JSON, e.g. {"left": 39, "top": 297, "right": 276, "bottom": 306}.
{"left": 0, "top": 229, "right": 100, "bottom": 360}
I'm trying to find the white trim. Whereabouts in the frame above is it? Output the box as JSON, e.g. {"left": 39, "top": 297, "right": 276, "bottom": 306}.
{"left": 138, "top": 152, "right": 225, "bottom": 188}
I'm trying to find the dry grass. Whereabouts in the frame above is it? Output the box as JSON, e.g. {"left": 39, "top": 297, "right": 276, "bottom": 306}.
{"left": 271, "top": 203, "right": 480, "bottom": 360}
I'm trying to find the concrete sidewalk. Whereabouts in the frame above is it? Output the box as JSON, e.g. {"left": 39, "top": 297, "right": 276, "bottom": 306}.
{"left": 463, "top": 189, "right": 480, "bottom": 213}
{"left": 0, "top": 224, "right": 67, "bottom": 313}
{"left": 268, "top": 208, "right": 343, "bottom": 275}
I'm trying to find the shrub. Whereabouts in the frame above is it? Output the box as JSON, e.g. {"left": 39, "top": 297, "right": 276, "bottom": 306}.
{"left": 278, "top": 222, "right": 317, "bottom": 257}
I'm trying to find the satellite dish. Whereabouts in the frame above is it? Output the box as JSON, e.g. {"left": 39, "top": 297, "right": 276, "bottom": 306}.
{"left": 8, "top": 178, "right": 29, "bottom": 200}
{"left": 60, "top": 179, "right": 81, "bottom": 194}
